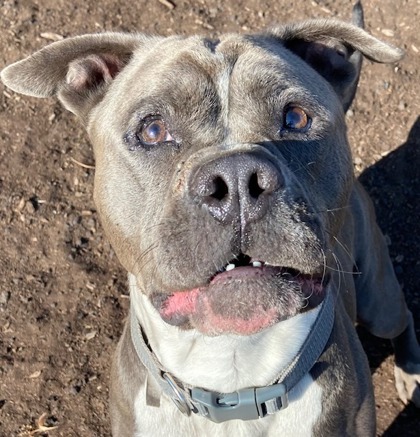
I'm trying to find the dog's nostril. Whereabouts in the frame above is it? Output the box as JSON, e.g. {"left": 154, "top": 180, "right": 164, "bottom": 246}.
{"left": 211, "top": 176, "right": 229, "bottom": 201}
{"left": 248, "top": 172, "right": 265, "bottom": 199}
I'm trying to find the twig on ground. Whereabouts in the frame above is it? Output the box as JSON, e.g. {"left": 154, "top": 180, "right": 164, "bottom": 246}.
{"left": 70, "top": 157, "right": 95, "bottom": 169}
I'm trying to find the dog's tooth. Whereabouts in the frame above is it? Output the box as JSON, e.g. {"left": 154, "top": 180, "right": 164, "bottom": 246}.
{"left": 252, "top": 261, "right": 262, "bottom": 268}
{"left": 225, "top": 263, "right": 236, "bottom": 271}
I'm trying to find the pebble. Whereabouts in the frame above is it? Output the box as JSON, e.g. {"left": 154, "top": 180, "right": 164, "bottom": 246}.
{"left": 0, "top": 290, "right": 10, "bottom": 305}
{"left": 381, "top": 29, "right": 394, "bottom": 37}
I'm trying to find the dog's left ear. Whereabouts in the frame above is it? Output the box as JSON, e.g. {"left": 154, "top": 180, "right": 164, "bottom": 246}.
{"left": 267, "top": 2, "right": 403, "bottom": 111}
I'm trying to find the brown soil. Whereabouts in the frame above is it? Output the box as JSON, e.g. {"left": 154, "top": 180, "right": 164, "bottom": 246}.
{"left": 0, "top": 0, "right": 419, "bottom": 436}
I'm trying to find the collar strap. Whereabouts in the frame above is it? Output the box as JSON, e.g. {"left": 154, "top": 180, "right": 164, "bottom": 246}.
{"left": 130, "top": 291, "right": 334, "bottom": 423}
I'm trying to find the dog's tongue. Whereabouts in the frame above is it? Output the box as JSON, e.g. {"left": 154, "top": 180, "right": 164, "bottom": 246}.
{"left": 158, "top": 287, "right": 279, "bottom": 335}
{"left": 154, "top": 266, "right": 304, "bottom": 336}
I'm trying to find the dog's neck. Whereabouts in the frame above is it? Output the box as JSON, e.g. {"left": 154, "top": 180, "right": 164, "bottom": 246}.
{"left": 129, "top": 274, "right": 321, "bottom": 393}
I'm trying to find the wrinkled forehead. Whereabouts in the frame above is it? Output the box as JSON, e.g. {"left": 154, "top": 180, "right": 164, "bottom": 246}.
{"left": 106, "top": 33, "right": 337, "bottom": 133}
{"left": 138, "top": 34, "right": 331, "bottom": 97}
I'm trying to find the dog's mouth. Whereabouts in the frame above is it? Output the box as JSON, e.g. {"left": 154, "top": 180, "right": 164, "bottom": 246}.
{"left": 151, "top": 253, "right": 328, "bottom": 336}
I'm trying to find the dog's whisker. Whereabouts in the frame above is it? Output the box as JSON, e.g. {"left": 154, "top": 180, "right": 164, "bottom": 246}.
{"left": 144, "top": 218, "right": 180, "bottom": 233}
{"left": 325, "top": 231, "right": 359, "bottom": 272}
{"left": 286, "top": 150, "right": 317, "bottom": 182}
{"left": 320, "top": 247, "right": 328, "bottom": 287}
{"left": 323, "top": 263, "right": 360, "bottom": 275}
{"left": 310, "top": 205, "right": 351, "bottom": 215}
{"left": 132, "top": 242, "right": 159, "bottom": 277}
{"left": 329, "top": 253, "right": 342, "bottom": 308}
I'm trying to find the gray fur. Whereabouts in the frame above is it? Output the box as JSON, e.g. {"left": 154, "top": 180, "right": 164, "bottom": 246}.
{"left": 2, "top": 7, "right": 419, "bottom": 437}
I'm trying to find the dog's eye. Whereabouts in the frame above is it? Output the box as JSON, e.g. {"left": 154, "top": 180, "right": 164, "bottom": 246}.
{"left": 283, "top": 106, "right": 311, "bottom": 131}
{"left": 137, "top": 116, "right": 174, "bottom": 146}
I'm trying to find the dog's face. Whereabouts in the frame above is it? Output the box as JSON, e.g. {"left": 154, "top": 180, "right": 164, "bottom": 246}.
{"left": 1, "top": 22, "right": 403, "bottom": 336}
{"left": 91, "top": 35, "right": 350, "bottom": 335}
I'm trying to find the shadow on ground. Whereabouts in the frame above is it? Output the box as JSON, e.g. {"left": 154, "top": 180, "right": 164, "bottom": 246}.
{"left": 357, "top": 117, "right": 420, "bottom": 436}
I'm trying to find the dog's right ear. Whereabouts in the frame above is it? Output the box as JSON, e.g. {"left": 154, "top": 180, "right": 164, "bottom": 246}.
{"left": 0, "top": 33, "right": 155, "bottom": 120}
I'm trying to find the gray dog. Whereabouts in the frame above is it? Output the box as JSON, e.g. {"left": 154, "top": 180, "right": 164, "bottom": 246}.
{"left": 2, "top": 3, "right": 420, "bottom": 436}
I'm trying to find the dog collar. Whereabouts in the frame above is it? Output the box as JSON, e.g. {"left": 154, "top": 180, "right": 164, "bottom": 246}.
{"left": 130, "top": 291, "right": 334, "bottom": 423}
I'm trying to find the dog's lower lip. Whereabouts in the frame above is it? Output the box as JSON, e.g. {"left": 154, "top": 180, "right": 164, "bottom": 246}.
{"left": 152, "top": 265, "right": 329, "bottom": 336}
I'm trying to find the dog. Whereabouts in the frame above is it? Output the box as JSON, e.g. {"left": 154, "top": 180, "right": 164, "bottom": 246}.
{"left": 2, "top": 2, "right": 420, "bottom": 436}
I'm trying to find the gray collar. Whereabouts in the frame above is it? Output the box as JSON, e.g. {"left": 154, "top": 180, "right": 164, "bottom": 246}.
{"left": 130, "top": 291, "right": 334, "bottom": 423}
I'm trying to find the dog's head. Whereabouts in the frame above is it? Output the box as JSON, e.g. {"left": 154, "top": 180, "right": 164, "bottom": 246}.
{"left": 1, "top": 10, "right": 402, "bottom": 336}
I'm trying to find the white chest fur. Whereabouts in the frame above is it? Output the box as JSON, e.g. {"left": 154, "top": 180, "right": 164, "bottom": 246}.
{"left": 130, "top": 274, "right": 323, "bottom": 436}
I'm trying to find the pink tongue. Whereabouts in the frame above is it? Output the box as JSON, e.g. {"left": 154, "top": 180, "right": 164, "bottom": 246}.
{"left": 161, "top": 288, "right": 201, "bottom": 316}
{"left": 161, "top": 266, "right": 269, "bottom": 319}
{"left": 159, "top": 278, "right": 280, "bottom": 335}
{"left": 160, "top": 289, "right": 278, "bottom": 335}
{"left": 196, "top": 300, "right": 278, "bottom": 335}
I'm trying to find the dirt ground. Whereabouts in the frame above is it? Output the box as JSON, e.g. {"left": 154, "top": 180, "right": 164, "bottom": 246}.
{"left": 0, "top": 0, "right": 419, "bottom": 435}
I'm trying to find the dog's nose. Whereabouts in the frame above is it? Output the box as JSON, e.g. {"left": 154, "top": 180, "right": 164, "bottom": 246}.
{"left": 190, "top": 153, "right": 282, "bottom": 225}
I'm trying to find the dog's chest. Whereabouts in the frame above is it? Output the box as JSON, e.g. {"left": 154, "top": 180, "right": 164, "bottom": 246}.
{"left": 134, "top": 373, "right": 323, "bottom": 437}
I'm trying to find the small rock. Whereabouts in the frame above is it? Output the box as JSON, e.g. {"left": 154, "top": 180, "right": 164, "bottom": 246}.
{"left": 0, "top": 290, "right": 10, "bottom": 305}
{"left": 85, "top": 331, "right": 97, "bottom": 340}
{"left": 395, "top": 254, "right": 404, "bottom": 263}
{"left": 29, "top": 370, "right": 42, "bottom": 379}
{"left": 158, "top": 0, "right": 175, "bottom": 10}
{"left": 25, "top": 201, "right": 35, "bottom": 214}
{"left": 40, "top": 32, "right": 64, "bottom": 41}
{"left": 381, "top": 29, "right": 394, "bottom": 37}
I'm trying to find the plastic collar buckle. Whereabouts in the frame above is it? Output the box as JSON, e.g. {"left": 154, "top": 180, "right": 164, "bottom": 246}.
{"left": 190, "top": 383, "right": 288, "bottom": 423}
